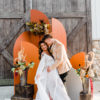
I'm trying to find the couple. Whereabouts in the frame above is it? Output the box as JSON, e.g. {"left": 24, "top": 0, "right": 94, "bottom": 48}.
{"left": 35, "top": 34, "right": 72, "bottom": 100}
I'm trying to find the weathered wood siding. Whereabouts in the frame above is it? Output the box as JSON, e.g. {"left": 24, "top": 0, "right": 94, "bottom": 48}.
{"left": 0, "top": 0, "right": 26, "bottom": 84}
{"left": 0, "top": 0, "right": 92, "bottom": 87}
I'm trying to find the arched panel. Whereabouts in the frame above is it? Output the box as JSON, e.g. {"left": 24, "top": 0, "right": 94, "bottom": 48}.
{"left": 51, "top": 18, "right": 67, "bottom": 50}
{"left": 30, "top": 9, "right": 50, "bottom": 24}
{"left": 13, "top": 31, "right": 31, "bottom": 64}
{"left": 14, "top": 41, "right": 39, "bottom": 98}
{"left": 21, "top": 41, "right": 39, "bottom": 84}
{"left": 21, "top": 41, "right": 39, "bottom": 98}
{"left": 13, "top": 31, "right": 43, "bottom": 64}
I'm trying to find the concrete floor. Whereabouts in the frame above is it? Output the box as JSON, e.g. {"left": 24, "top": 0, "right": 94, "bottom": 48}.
{"left": 0, "top": 81, "right": 100, "bottom": 100}
{"left": 0, "top": 86, "right": 14, "bottom": 100}
{"left": 93, "top": 81, "right": 100, "bottom": 100}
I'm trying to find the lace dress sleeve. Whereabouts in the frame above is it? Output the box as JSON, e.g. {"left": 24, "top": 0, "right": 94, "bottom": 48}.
{"left": 35, "top": 54, "right": 46, "bottom": 78}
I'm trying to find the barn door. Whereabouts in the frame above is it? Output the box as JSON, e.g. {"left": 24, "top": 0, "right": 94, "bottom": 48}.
{"left": 0, "top": 0, "right": 31, "bottom": 85}
{"left": 32, "top": 0, "right": 92, "bottom": 57}
{"left": 0, "top": 0, "right": 92, "bottom": 85}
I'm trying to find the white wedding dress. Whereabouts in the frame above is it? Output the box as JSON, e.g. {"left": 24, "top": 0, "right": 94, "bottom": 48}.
{"left": 35, "top": 53, "right": 71, "bottom": 100}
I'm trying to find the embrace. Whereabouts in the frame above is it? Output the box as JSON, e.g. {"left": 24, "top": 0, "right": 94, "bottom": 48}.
{"left": 35, "top": 34, "right": 72, "bottom": 100}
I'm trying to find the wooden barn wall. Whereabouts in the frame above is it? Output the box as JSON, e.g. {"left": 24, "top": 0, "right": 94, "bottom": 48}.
{"left": 0, "top": 0, "right": 92, "bottom": 86}
{"left": 0, "top": 0, "right": 26, "bottom": 85}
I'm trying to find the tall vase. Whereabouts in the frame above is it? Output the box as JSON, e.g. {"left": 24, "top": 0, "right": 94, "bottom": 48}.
{"left": 82, "top": 77, "right": 89, "bottom": 94}
{"left": 20, "top": 69, "right": 28, "bottom": 86}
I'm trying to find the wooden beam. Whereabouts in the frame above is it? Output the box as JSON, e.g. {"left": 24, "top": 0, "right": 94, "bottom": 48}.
{"left": 1, "top": 50, "right": 13, "bottom": 67}
{"left": 67, "top": 18, "right": 87, "bottom": 44}
{"left": 0, "top": 13, "right": 23, "bottom": 19}
{"left": 0, "top": 79, "right": 14, "bottom": 86}
{"left": 0, "top": 11, "right": 30, "bottom": 52}
{"left": 86, "top": 0, "right": 92, "bottom": 52}
{"left": 0, "top": 19, "right": 25, "bottom": 52}
{"left": 45, "top": 12, "right": 86, "bottom": 18}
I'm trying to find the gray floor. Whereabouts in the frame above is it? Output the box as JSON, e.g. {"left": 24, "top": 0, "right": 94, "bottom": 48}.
{"left": 0, "top": 86, "right": 14, "bottom": 100}
{"left": 93, "top": 81, "right": 100, "bottom": 100}
{"left": 0, "top": 81, "right": 100, "bottom": 100}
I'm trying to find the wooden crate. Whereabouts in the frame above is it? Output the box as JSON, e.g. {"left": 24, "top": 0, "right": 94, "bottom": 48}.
{"left": 14, "top": 84, "right": 34, "bottom": 98}
{"left": 11, "top": 96, "right": 33, "bottom": 100}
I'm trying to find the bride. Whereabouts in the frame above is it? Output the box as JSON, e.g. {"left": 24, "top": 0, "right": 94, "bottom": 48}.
{"left": 35, "top": 40, "right": 71, "bottom": 100}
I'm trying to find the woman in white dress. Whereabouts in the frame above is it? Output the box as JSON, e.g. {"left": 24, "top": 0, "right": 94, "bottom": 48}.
{"left": 35, "top": 40, "right": 71, "bottom": 100}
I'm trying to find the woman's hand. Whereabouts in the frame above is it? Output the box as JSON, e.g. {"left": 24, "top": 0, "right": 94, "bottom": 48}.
{"left": 47, "top": 66, "right": 52, "bottom": 72}
{"left": 36, "top": 74, "right": 40, "bottom": 80}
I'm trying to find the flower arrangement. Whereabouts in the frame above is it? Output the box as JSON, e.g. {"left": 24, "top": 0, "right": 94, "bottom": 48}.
{"left": 76, "top": 51, "right": 95, "bottom": 78}
{"left": 11, "top": 48, "right": 34, "bottom": 76}
{"left": 26, "top": 20, "right": 50, "bottom": 35}
{"left": 76, "top": 51, "right": 94, "bottom": 95}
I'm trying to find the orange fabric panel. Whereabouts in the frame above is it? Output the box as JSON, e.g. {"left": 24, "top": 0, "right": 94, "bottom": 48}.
{"left": 13, "top": 31, "right": 31, "bottom": 88}
{"left": 13, "top": 31, "right": 31, "bottom": 64}
{"left": 30, "top": 9, "right": 50, "bottom": 24}
{"left": 30, "top": 9, "right": 51, "bottom": 32}
{"left": 21, "top": 41, "right": 39, "bottom": 98}
{"left": 21, "top": 41, "right": 39, "bottom": 84}
{"left": 51, "top": 18, "right": 67, "bottom": 50}
{"left": 70, "top": 52, "right": 85, "bottom": 69}
{"left": 30, "top": 34, "right": 43, "bottom": 48}
{"left": 13, "top": 10, "right": 68, "bottom": 99}
{"left": 13, "top": 41, "right": 39, "bottom": 98}
{"left": 13, "top": 31, "right": 43, "bottom": 64}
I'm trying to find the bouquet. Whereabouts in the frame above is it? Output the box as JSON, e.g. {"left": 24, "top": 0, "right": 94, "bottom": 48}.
{"left": 11, "top": 48, "right": 34, "bottom": 76}
{"left": 26, "top": 20, "right": 50, "bottom": 35}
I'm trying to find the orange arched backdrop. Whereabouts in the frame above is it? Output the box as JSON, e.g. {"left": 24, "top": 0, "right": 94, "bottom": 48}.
{"left": 51, "top": 18, "right": 67, "bottom": 50}
{"left": 13, "top": 9, "right": 68, "bottom": 98}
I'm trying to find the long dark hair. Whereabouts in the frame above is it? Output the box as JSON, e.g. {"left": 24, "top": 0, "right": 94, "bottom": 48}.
{"left": 39, "top": 40, "right": 53, "bottom": 59}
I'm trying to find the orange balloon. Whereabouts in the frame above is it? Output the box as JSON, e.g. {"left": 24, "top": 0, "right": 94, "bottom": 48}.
{"left": 70, "top": 52, "right": 86, "bottom": 69}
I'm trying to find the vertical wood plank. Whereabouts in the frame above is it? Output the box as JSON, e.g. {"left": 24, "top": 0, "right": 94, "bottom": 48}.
{"left": 19, "top": 0, "right": 24, "bottom": 14}
{"left": 79, "top": 24, "right": 87, "bottom": 52}
{"left": 37, "top": 0, "right": 46, "bottom": 12}
{"left": 65, "top": 0, "right": 71, "bottom": 13}
{"left": 0, "top": 20, "right": 4, "bottom": 38}
{"left": 52, "top": 0, "right": 57, "bottom": 13}
{"left": 0, "top": 0, "right": 3, "bottom": 13}
{"left": 86, "top": 0, "right": 92, "bottom": 51}
{"left": 0, "top": 55, "right": 4, "bottom": 79}
{"left": 45, "top": 0, "right": 52, "bottom": 13}
{"left": 71, "top": 0, "right": 78, "bottom": 12}
{"left": 60, "top": 0, "right": 66, "bottom": 13}
{"left": 32, "top": 0, "right": 37, "bottom": 9}
{"left": 77, "top": 0, "right": 85, "bottom": 12}
{"left": 3, "top": 0, "right": 11, "bottom": 13}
